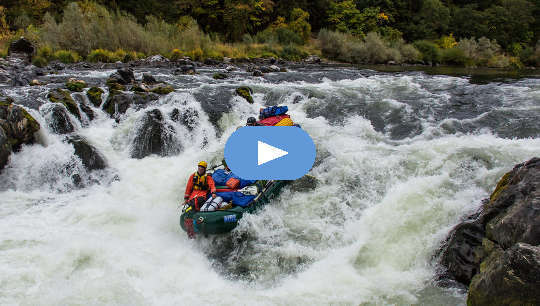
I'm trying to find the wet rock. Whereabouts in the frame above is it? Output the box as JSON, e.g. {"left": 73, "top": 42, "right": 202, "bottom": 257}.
{"left": 109, "top": 68, "right": 135, "bottom": 85}
{"left": 79, "top": 103, "right": 95, "bottom": 121}
{"left": 86, "top": 87, "right": 104, "bottom": 107}
{"left": 66, "top": 78, "right": 87, "bottom": 92}
{"left": 440, "top": 220, "right": 486, "bottom": 285}
{"left": 260, "top": 65, "right": 280, "bottom": 73}
{"left": 50, "top": 61, "right": 65, "bottom": 71}
{"left": 174, "top": 65, "right": 197, "bottom": 75}
{"left": 41, "top": 104, "right": 75, "bottom": 134}
{"left": 304, "top": 55, "right": 321, "bottom": 64}
{"left": 66, "top": 135, "right": 107, "bottom": 171}
{"left": 103, "top": 91, "right": 158, "bottom": 118}
{"left": 290, "top": 175, "right": 319, "bottom": 192}
{"left": 72, "top": 93, "right": 95, "bottom": 122}
{"left": 8, "top": 37, "right": 35, "bottom": 61}
{"left": 468, "top": 243, "right": 540, "bottom": 305}
{"left": 170, "top": 107, "right": 199, "bottom": 131}
{"left": 0, "top": 127, "right": 10, "bottom": 170}
{"left": 131, "top": 109, "right": 180, "bottom": 159}
{"left": 30, "top": 79, "right": 42, "bottom": 86}
{"left": 47, "top": 88, "right": 81, "bottom": 121}
{"left": 194, "top": 89, "right": 233, "bottom": 129}
{"left": 204, "top": 58, "right": 221, "bottom": 66}
{"left": 253, "top": 70, "right": 263, "bottom": 77}
{"left": 235, "top": 86, "right": 254, "bottom": 104}
{"left": 438, "top": 157, "right": 540, "bottom": 303}
{"left": 279, "top": 67, "right": 288, "bottom": 72}
{"left": 213, "top": 72, "right": 228, "bottom": 80}
{"left": 142, "top": 73, "right": 157, "bottom": 85}
{"left": 150, "top": 85, "right": 174, "bottom": 95}
{"left": 0, "top": 100, "right": 40, "bottom": 170}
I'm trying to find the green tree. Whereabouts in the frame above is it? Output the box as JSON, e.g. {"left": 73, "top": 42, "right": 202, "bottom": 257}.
{"left": 408, "top": 0, "right": 450, "bottom": 40}
{"left": 484, "top": 0, "right": 535, "bottom": 49}
{"left": 288, "top": 8, "right": 311, "bottom": 43}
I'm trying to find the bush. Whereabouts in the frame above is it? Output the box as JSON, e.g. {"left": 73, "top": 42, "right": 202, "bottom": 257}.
{"left": 37, "top": 46, "right": 54, "bottom": 60}
{"left": 279, "top": 45, "right": 308, "bottom": 61}
{"left": 487, "top": 55, "right": 511, "bottom": 68}
{"left": 414, "top": 40, "right": 441, "bottom": 64}
{"left": 53, "top": 50, "right": 80, "bottom": 63}
{"left": 87, "top": 49, "right": 115, "bottom": 62}
{"left": 122, "top": 51, "right": 139, "bottom": 63}
{"left": 169, "top": 48, "right": 184, "bottom": 61}
{"left": 441, "top": 47, "right": 467, "bottom": 65}
{"left": 0, "top": 48, "right": 7, "bottom": 58}
{"left": 32, "top": 55, "right": 48, "bottom": 67}
{"left": 189, "top": 47, "right": 203, "bottom": 61}
{"left": 275, "top": 27, "right": 303, "bottom": 45}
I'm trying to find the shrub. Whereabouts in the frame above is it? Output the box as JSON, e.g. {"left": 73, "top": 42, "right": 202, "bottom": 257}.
{"left": 487, "top": 55, "right": 511, "bottom": 68}
{"left": 189, "top": 47, "right": 203, "bottom": 61}
{"left": 169, "top": 49, "right": 184, "bottom": 61}
{"left": 37, "top": 46, "right": 54, "bottom": 60}
{"left": 32, "top": 55, "right": 48, "bottom": 67}
{"left": 275, "top": 27, "right": 303, "bottom": 45}
{"left": 279, "top": 45, "right": 308, "bottom": 61}
{"left": 441, "top": 47, "right": 467, "bottom": 65}
{"left": 0, "top": 48, "right": 7, "bottom": 58}
{"left": 54, "top": 50, "right": 80, "bottom": 63}
{"left": 87, "top": 49, "right": 115, "bottom": 62}
{"left": 414, "top": 40, "right": 441, "bottom": 64}
{"left": 122, "top": 51, "right": 139, "bottom": 63}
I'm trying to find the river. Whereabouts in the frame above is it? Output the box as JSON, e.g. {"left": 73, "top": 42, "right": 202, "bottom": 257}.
{"left": 1, "top": 65, "right": 539, "bottom": 305}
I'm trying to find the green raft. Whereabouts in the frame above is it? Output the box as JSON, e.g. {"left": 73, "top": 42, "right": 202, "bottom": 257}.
{"left": 179, "top": 180, "right": 289, "bottom": 237}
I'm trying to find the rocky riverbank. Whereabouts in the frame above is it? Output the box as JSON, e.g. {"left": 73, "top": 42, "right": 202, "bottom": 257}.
{"left": 438, "top": 157, "right": 540, "bottom": 305}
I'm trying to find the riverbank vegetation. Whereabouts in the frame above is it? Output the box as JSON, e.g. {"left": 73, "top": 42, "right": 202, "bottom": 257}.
{"left": 0, "top": 1, "right": 538, "bottom": 68}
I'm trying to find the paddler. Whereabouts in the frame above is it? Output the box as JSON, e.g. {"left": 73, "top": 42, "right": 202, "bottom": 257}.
{"left": 184, "top": 161, "right": 217, "bottom": 210}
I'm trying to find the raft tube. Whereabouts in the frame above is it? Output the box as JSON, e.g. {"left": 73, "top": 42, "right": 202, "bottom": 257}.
{"left": 180, "top": 180, "right": 288, "bottom": 236}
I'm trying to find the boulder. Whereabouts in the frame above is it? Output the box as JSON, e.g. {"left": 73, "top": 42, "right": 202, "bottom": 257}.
{"left": 304, "top": 55, "right": 321, "bottom": 64}
{"left": 109, "top": 68, "right": 135, "bottom": 85}
{"left": 0, "top": 126, "right": 10, "bottom": 170}
{"left": 142, "top": 73, "right": 157, "bottom": 85}
{"left": 438, "top": 157, "right": 540, "bottom": 304}
{"left": 253, "top": 70, "right": 263, "bottom": 77}
{"left": 150, "top": 85, "right": 174, "bottom": 95}
{"left": 468, "top": 243, "right": 540, "bottom": 305}
{"left": 289, "top": 175, "right": 319, "bottom": 192}
{"left": 131, "top": 109, "right": 180, "bottom": 159}
{"left": 260, "top": 65, "right": 280, "bottom": 73}
{"left": 103, "top": 91, "right": 159, "bottom": 118}
{"left": 170, "top": 107, "right": 199, "bottom": 131}
{"left": 41, "top": 104, "right": 75, "bottom": 134}
{"left": 235, "top": 86, "right": 254, "bottom": 104}
{"left": 47, "top": 88, "right": 81, "bottom": 121}
{"left": 174, "top": 65, "right": 196, "bottom": 75}
{"left": 213, "top": 72, "right": 228, "bottom": 80}
{"left": 66, "top": 135, "right": 107, "bottom": 171}
{"left": 86, "top": 87, "right": 104, "bottom": 107}
{"left": 66, "top": 78, "right": 87, "bottom": 92}
{"left": 0, "top": 101, "right": 40, "bottom": 151}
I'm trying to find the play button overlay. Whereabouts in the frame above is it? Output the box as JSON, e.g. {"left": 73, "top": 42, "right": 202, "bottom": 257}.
{"left": 225, "top": 127, "right": 316, "bottom": 180}
{"left": 258, "top": 141, "right": 288, "bottom": 165}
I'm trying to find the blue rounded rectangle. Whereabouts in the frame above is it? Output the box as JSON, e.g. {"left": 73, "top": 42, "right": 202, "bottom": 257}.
{"left": 224, "top": 127, "right": 316, "bottom": 180}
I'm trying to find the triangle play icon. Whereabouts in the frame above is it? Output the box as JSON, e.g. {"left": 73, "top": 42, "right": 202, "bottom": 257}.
{"left": 258, "top": 141, "right": 288, "bottom": 165}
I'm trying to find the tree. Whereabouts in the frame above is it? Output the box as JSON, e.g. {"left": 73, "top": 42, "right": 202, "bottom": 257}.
{"left": 288, "top": 8, "right": 311, "bottom": 43}
{"left": 484, "top": 0, "right": 535, "bottom": 49}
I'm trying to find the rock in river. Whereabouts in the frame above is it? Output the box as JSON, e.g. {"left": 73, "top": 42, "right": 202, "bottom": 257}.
{"left": 131, "top": 109, "right": 181, "bottom": 159}
{"left": 438, "top": 157, "right": 540, "bottom": 305}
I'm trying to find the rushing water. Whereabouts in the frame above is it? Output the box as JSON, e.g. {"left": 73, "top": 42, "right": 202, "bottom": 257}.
{"left": 1, "top": 66, "right": 539, "bottom": 305}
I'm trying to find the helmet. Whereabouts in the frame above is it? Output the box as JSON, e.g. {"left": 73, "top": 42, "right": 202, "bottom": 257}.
{"left": 198, "top": 161, "right": 207, "bottom": 168}
{"left": 247, "top": 117, "right": 257, "bottom": 125}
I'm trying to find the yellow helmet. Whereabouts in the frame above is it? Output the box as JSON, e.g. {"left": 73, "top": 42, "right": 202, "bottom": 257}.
{"left": 198, "top": 161, "right": 208, "bottom": 168}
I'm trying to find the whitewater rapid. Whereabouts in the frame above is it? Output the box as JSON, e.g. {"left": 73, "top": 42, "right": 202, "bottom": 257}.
{"left": 1, "top": 67, "right": 539, "bottom": 305}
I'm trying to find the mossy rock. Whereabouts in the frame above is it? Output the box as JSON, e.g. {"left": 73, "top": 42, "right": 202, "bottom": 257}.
{"left": 66, "top": 79, "right": 87, "bottom": 92}
{"left": 235, "top": 86, "right": 254, "bottom": 104}
{"left": 213, "top": 72, "right": 228, "bottom": 80}
{"left": 488, "top": 171, "right": 512, "bottom": 205}
{"left": 47, "top": 88, "right": 81, "bottom": 120}
{"left": 105, "top": 79, "right": 126, "bottom": 91}
{"left": 131, "top": 85, "right": 148, "bottom": 93}
{"left": 151, "top": 85, "right": 174, "bottom": 95}
{"left": 86, "top": 87, "right": 104, "bottom": 107}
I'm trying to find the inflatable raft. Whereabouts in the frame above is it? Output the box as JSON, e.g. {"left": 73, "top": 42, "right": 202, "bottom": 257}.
{"left": 179, "top": 179, "right": 288, "bottom": 237}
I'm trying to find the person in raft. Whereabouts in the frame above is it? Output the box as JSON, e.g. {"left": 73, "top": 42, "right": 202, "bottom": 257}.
{"left": 184, "top": 161, "right": 220, "bottom": 211}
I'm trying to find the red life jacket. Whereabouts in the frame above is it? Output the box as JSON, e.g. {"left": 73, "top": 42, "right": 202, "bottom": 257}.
{"left": 258, "top": 114, "right": 290, "bottom": 126}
